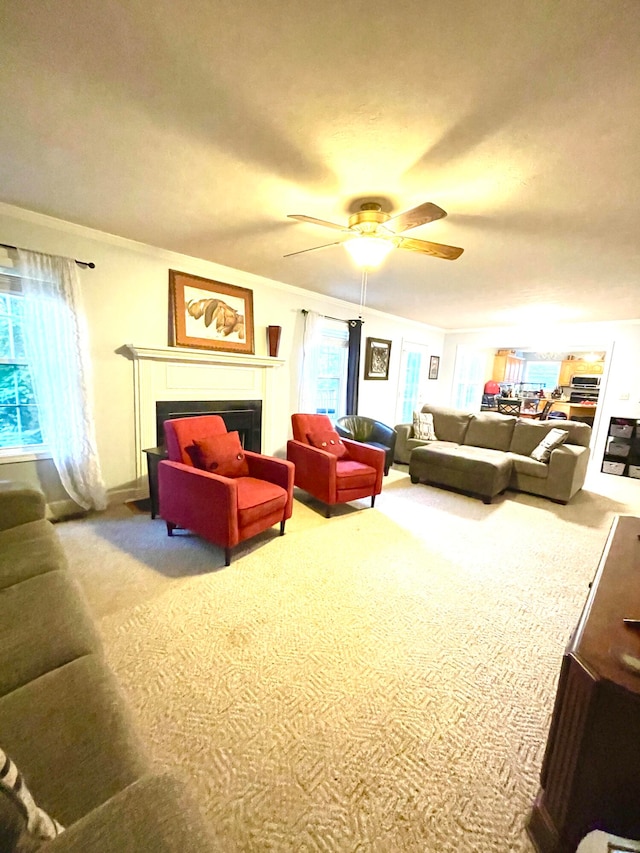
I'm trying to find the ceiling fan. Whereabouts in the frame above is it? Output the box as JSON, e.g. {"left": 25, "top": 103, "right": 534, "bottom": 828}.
{"left": 285, "top": 201, "right": 464, "bottom": 265}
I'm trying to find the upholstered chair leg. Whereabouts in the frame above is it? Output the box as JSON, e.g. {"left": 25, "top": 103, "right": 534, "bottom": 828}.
{"left": 280, "top": 520, "right": 286, "bottom": 536}
{"left": 371, "top": 495, "right": 376, "bottom": 508}
{"left": 224, "top": 547, "right": 232, "bottom": 567}
{"left": 325, "top": 505, "right": 332, "bottom": 518}
{"left": 166, "top": 521, "right": 176, "bottom": 536}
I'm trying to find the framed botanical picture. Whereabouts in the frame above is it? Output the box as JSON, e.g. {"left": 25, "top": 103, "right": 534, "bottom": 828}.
{"left": 429, "top": 355, "right": 440, "bottom": 380}
{"left": 364, "top": 337, "right": 392, "bottom": 380}
{"left": 169, "top": 270, "right": 255, "bottom": 354}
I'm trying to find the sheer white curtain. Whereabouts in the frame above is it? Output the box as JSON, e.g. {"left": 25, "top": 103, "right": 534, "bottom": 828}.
{"left": 298, "top": 310, "right": 323, "bottom": 412}
{"left": 17, "top": 250, "right": 107, "bottom": 510}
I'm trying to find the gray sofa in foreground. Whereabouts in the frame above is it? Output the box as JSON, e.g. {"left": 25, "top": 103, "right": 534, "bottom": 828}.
{"left": 396, "top": 404, "right": 592, "bottom": 504}
{"left": 0, "top": 481, "right": 218, "bottom": 852}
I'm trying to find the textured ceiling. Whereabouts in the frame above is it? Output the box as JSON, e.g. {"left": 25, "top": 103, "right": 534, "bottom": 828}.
{"left": 2, "top": 0, "right": 639, "bottom": 329}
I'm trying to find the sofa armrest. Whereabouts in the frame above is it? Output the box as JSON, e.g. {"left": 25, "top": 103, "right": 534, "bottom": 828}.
{"left": 546, "top": 444, "right": 591, "bottom": 501}
{"left": 342, "top": 439, "right": 384, "bottom": 492}
{"left": 158, "top": 461, "right": 239, "bottom": 544}
{"left": 44, "top": 773, "right": 220, "bottom": 852}
{"left": 286, "top": 440, "right": 336, "bottom": 494}
{"left": 0, "top": 482, "right": 46, "bottom": 531}
{"left": 370, "top": 422, "right": 396, "bottom": 448}
{"left": 244, "top": 453, "right": 294, "bottom": 516}
{"left": 342, "top": 438, "right": 385, "bottom": 470}
{"left": 393, "top": 424, "right": 414, "bottom": 464}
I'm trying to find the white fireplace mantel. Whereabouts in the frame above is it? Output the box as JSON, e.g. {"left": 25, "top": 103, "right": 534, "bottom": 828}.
{"left": 124, "top": 344, "right": 284, "bottom": 369}
{"left": 123, "top": 344, "right": 285, "bottom": 485}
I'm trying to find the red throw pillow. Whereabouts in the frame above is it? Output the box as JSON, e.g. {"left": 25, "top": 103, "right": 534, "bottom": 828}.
{"left": 307, "top": 430, "right": 348, "bottom": 458}
{"left": 187, "top": 431, "right": 250, "bottom": 478}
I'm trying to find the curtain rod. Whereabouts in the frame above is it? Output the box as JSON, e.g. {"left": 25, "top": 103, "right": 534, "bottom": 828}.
{"left": 0, "top": 242, "right": 95, "bottom": 269}
{"left": 301, "top": 309, "right": 358, "bottom": 323}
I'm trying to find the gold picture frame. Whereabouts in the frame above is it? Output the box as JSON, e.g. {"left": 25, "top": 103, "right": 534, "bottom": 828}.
{"left": 169, "top": 270, "right": 255, "bottom": 354}
{"left": 364, "top": 337, "right": 392, "bottom": 380}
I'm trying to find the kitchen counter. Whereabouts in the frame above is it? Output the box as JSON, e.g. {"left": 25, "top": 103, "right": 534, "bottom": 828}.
{"left": 549, "top": 401, "right": 597, "bottom": 419}
{"left": 480, "top": 399, "right": 597, "bottom": 422}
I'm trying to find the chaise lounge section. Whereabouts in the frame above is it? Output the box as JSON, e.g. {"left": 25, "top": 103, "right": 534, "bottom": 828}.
{"left": 399, "top": 404, "right": 592, "bottom": 504}
{"left": 0, "top": 481, "right": 218, "bottom": 851}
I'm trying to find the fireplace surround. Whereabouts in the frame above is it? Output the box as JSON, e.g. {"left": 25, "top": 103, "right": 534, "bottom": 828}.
{"left": 122, "top": 344, "right": 284, "bottom": 492}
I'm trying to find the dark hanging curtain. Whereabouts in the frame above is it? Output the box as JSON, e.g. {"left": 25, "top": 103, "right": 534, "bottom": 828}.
{"left": 346, "top": 319, "right": 363, "bottom": 414}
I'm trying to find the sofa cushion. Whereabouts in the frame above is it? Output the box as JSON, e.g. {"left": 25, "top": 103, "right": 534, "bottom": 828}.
{"left": 413, "top": 411, "right": 437, "bottom": 440}
{"left": 42, "top": 773, "right": 222, "bottom": 852}
{"left": 510, "top": 420, "right": 592, "bottom": 456}
{"left": 465, "top": 412, "right": 517, "bottom": 452}
{"left": 507, "top": 453, "right": 550, "bottom": 480}
{"left": 236, "top": 478, "right": 287, "bottom": 528}
{"left": 187, "top": 431, "right": 250, "bottom": 478}
{"left": 531, "top": 428, "right": 568, "bottom": 462}
{"left": 422, "top": 404, "right": 472, "bottom": 444}
{"left": 0, "top": 656, "right": 148, "bottom": 825}
{"left": 0, "top": 571, "right": 102, "bottom": 697}
{"left": 0, "top": 746, "right": 64, "bottom": 847}
{"left": 0, "top": 483, "right": 46, "bottom": 532}
{"left": 0, "top": 521, "right": 67, "bottom": 591}
{"left": 335, "top": 459, "right": 377, "bottom": 490}
{"left": 307, "top": 430, "right": 348, "bottom": 457}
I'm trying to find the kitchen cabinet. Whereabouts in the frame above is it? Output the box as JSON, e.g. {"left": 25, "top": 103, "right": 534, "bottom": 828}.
{"left": 558, "top": 360, "right": 604, "bottom": 386}
{"left": 492, "top": 354, "right": 523, "bottom": 384}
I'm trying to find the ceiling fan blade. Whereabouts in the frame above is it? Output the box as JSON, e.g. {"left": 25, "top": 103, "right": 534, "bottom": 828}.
{"left": 396, "top": 235, "right": 464, "bottom": 260}
{"left": 283, "top": 240, "right": 344, "bottom": 258}
{"left": 288, "top": 214, "right": 350, "bottom": 232}
{"left": 386, "top": 202, "right": 447, "bottom": 234}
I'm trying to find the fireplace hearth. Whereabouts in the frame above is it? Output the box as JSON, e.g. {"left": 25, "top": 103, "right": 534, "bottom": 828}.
{"left": 155, "top": 400, "right": 262, "bottom": 451}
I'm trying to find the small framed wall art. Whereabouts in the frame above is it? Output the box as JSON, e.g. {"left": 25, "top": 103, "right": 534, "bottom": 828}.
{"left": 429, "top": 355, "right": 440, "bottom": 380}
{"left": 169, "top": 270, "right": 255, "bottom": 354}
{"left": 364, "top": 337, "right": 392, "bottom": 380}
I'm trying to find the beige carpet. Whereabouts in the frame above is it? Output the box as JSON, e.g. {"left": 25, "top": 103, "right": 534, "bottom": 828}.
{"left": 57, "top": 470, "right": 639, "bottom": 852}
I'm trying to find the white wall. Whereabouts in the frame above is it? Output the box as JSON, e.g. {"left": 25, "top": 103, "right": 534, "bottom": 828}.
{"left": 441, "top": 322, "right": 640, "bottom": 475}
{"left": 0, "top": 203, "right": 444, "bottom": 502}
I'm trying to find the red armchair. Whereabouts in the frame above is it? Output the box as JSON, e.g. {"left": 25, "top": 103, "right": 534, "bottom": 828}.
{"left": 159, "top": 415, "right": 294, "bottom": 566}
{"left": 287, "top": 413, "right": 384, "bottom": 518}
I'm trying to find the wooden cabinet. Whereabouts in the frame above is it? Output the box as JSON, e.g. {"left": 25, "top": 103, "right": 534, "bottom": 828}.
{"left": 558, "top": 360, "right": 604, "bottom": 386}
{"left": 527, "top": 516, "right": 640, "bottom": 852}
{"left": 492, "top": 354, "right": 523, "bottom": 383}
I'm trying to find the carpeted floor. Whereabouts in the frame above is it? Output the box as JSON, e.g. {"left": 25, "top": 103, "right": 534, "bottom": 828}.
{"left": 57, "top": 469, "right": 640, "bottom": 852}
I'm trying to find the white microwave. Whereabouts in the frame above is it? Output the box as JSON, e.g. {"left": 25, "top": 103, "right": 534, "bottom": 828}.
{"left": 571, "top": 375, "right": 601, "bottom": 388}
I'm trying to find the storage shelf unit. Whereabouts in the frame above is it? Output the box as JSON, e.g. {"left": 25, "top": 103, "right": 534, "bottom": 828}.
{"left": 601, "top": 417, "right": 640, "bottom": 478}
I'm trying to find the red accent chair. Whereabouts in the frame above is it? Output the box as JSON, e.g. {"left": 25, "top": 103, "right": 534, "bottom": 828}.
{"left": 159, "top": 415, "right": 294, "bottom": 566}
{"left": 287, "top": 413, "right": 384, "bottom": 518}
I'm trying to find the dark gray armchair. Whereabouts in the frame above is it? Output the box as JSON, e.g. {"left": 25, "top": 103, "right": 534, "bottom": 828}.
{"left": 335, "top": 416, "right": 397, "bottom": 475}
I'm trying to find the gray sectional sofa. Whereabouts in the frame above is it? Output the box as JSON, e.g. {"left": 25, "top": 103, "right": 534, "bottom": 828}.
{"left": 395, "top": 404, "right": 592, "bottom": 504}
{"left": 0, "top": 481, "right": 218, "bottom": 851}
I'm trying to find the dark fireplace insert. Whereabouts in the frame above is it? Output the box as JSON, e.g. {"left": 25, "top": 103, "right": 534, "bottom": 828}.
{"left": 155, "top": 399, "right": 262, "bottom": 452}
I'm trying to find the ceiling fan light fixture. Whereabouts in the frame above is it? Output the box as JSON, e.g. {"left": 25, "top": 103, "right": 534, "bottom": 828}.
{"left": 343, "top": 236, "right": 395, "bottom": 269}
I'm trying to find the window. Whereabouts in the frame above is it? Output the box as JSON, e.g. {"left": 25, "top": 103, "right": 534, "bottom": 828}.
{"left": 452, "top": 346, "right": 486, "bottom": 409}
{"left": 0, "top": 288, "right": 44, "bottom": 451}
{"left": 315, "top": 317, "right": 349, "bottom": 420}
{"left": 523, "top": 360, "right": 561, "bottom": 390}
{"left": 396, "top": 341, "right": 429, "bottom": 423}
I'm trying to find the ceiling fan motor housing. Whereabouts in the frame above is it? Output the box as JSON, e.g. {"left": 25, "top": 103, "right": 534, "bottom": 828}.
{"left": 348, "top": 203, "right": 391, "bottom": 235}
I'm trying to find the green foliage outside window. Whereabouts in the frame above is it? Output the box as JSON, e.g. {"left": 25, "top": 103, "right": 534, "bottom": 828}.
{"left": 0, "top": 292, "right": 44, "bottom": 449}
